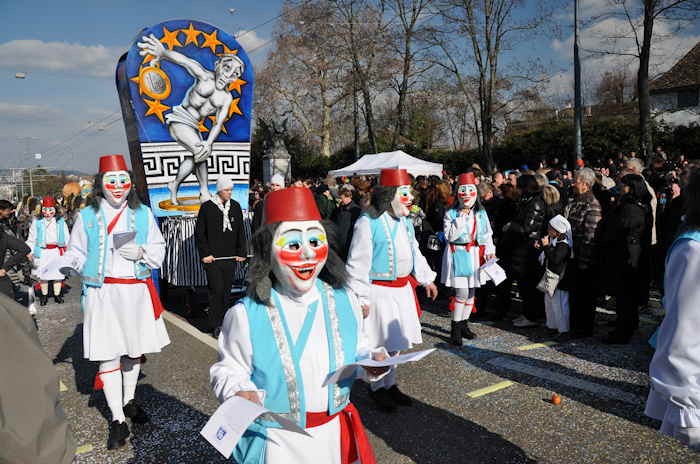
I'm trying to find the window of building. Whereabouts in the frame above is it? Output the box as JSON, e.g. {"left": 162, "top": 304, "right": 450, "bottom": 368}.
{"left": 678, "top": 89, "right": 699, "bottom": 108}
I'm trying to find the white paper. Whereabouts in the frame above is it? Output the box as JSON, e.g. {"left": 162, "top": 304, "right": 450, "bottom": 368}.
{"left": 322, "top": 348, "right": 436, "bottom": 387}
{"left": 40, "top": 254, "right": 81, "bottom": 278}
{"left": 201, "top": 396, "right": 310, "bottom": 458}
{"left": 481, "top": 260, "right": 507, "bottom": 286}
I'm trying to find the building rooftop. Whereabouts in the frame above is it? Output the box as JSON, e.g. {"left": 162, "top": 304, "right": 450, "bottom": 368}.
{"left": 650, "top": 41, "right": 700, "bottom": 92}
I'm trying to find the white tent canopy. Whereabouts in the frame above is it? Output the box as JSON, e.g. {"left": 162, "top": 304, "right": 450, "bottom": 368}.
{"left": 328, "top": 150, "right": 443, "bottom": 178}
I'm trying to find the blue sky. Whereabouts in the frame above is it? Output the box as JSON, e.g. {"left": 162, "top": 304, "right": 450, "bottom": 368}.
{"left": 0, "top": 0, "right": 698, "bottom": 172}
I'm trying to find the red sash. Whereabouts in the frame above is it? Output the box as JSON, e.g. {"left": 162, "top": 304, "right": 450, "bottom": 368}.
{"left": 44, "top": 244, "right": 67, "bottom": 255}
{"left": 371, "top": 274, "right": 422, "bottom": 318}
{"left": 103, "top": 277, "right": 164, "bottom": 320}
{"left": 306, "top": 403, "right": 376, "bottom": 464}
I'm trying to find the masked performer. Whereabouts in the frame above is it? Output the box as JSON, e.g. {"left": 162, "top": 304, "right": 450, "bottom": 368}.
{"left": 26, "top": 196, "right": 70, "bottom": 305}
{"left": 441, "top": 173, "right": 496, "bottom": 345}
{"left": 346, "top": 169, "right": 437, "bottom": 412}
{"left": 210, "top": 186, "right": 388, "bottom": 464}
{"left": 46, "top": 154, "right": 170, "bottom": 450}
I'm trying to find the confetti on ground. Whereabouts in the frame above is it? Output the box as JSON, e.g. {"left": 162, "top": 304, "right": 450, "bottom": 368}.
{"left": 59, "top": 380, "right": 68, "bottom": 392}
{"left": 467, "top": 380, "right": 515, "bottom": 398}
{"left": 516, "top": 341, "right": 558, "bottom": 351}
{"left": 76, "top": 444, "right": 93, "bottom": 455}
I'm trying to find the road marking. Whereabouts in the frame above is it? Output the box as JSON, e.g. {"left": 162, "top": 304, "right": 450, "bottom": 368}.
{"left": 162, "top": 311, "right": 218, "bottom": 351}
{"left": 59, "top": 380, "right": 68, "bottom": 392}
{"left": 76, "top": 444, "right": 93, "bottom": 454}
{"left": 488, "top": 357, "right": 640, "bottom": 404}
{"left": 516, "top": 341, "right": 558, "bottom": 351}
{"left": 467, "top": 380, "right": 515, "bottom": 398}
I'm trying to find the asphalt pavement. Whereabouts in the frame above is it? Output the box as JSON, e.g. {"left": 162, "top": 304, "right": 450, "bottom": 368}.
{"left": 33, "top": 278, "right": 699, "bottom": 463}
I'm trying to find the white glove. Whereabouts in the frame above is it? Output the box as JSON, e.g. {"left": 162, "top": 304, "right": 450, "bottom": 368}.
{"left": 119, "top": 243, "right": 143, "bottom": 261}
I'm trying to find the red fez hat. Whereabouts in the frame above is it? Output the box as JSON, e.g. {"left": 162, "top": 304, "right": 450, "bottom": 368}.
{"left": 458, "top": 173, "right": 477, "bottom": 185}
{"left": 264, "top": 187, "right": 321, "bottom": 224}
{"left": 41, "top": 196, "right": 55, "bottom": 208}
{"left": 99, "top": 154, "right": 128, "bottom": 173}
{"left": 379, "top": 169, "right": 411, "bottom": 187}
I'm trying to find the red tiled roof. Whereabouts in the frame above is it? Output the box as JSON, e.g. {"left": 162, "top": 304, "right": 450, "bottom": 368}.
{"left": 650, "top": 41, "right": 700, "bottom": 92}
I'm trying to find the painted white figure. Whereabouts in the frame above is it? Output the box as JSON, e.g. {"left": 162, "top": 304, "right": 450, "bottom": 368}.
{"left": 137, "top": 34, "right": 245, "bottom": 204}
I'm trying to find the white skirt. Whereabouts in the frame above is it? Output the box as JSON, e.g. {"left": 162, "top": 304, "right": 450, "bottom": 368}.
{"left": 83, "top": 282, "right": 170, "bottom": 361}
{"left": 544, "top": 290, "right": 569, "bottom": 333}
{"left": 441, "top": 245, "right": 484, "bottom": 289}
{"left": 364, "top": 280, "right": 422, "bottom": 353}
{"left": 266, "top": 415, "right": 345, "bottom": 464}
{"left": 32, "top": 246, "right": 65, "bottom": 281}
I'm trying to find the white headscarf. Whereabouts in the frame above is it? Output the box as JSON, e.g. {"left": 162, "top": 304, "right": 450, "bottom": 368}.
{"left": 549, "top": 214, "right": 573, "bottom": 249}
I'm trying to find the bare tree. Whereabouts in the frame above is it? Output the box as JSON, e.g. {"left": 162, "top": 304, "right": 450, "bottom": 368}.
{"left": 587, "top": 0, "right": 700, "bottom": 157}
{"left": 595, "top": 69, "right": 634, "bottom": 105}
{"left": 431, "top": 0, "right": 547, "bottom": 173}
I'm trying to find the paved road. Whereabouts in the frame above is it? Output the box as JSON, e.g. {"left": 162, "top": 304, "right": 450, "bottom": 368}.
{"left": 35, "top": 278, "right": 697, "bottom": 463}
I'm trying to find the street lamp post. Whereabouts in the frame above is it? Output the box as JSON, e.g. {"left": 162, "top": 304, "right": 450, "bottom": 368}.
{"left": 573, "top": 0, "right": 583, "bottom": 165}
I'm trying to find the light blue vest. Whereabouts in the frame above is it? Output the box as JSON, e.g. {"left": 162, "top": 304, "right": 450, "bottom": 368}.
{"left": 446, "top": 208, "right": 490, "bottom": 245}
{"left": 33, "top": 217, "right": 67, "bottom": 258}
{"left": 368, "top": 212, "right": 416, "bottom": 281}
{"left": 80, "top": 205, "right": 151, "bottom": 287}
{"left": 233, "top": 281, "right": 359, "bottom": 463}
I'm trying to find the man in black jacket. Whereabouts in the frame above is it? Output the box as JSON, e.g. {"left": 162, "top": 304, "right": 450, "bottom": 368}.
{"left": 330, "top": 187, "right": 362, "bottom": 260}
{"left": 0, "top": 224, "right": 31, "bottom": 300}
{"left": 195, "top": 177, "right": 247, "bottom": 336}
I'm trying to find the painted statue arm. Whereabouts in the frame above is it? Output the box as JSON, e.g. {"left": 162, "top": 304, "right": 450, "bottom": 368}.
{"left": 209, "top": 302, "right": 264, "bottom": 404}
{"left": 137, "top": 34, "right": 209, "bottom": 81}
{"left": 204, "top": 96, "right": 232, "bottom": 144}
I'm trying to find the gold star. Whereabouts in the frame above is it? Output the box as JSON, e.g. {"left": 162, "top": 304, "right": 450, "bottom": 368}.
{"left": 228, "top": 98, "right": 243, "bottom": 119}
{"left": 144, "top": 98, "right": 170, "bottom": 124}
{"left": 200, "top": 30, "right": 223, "bottom": 53}
{"left": 160, "top": 26, "right": 183, "bottom": 50}
{"left": 198, "top": 119, "right": 209, "bottom": 133}
{"left": 181, "top": 23, "right": 202, "bottom": 46}
{"left": 208, "top": 116, "right": 228, "bottom": 134}
{"left": 130, "top": 75, "right": 143, "bottom": 95}
{"left": 227, "top": 78, "right": 247, "bottom": 94}
{"left": 220, "top": 44, "right": 238, "bottom": 55}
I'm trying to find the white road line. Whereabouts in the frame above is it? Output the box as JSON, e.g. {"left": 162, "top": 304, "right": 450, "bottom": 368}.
{"left": 162, "top": 311, "right": 218, "bottom": 351}
{"left": 488, "top": 357, "right": 641, "bottom": 404}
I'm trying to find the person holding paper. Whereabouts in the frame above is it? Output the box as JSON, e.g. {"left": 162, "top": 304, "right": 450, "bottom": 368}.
{"left": 346, "top": 169, "right": 438, "bottom": 412}
{"left": 26, "top": 196, "right": 70, "bottom": 305}
{"left": 441, "top": 172, "right": 496, "bottom": 345}
{"left": 44, "top": 155, "right": 170, "bottom": 450}
{"left": 210, "top": 186, "right": 387, "bottom": 464}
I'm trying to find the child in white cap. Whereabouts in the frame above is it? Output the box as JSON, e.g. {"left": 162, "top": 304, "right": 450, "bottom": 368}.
{"left": 536, "top": 214, "right": 573, "bottom": 334}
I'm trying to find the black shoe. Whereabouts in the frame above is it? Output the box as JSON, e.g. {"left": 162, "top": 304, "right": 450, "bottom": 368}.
{"left": 450, "top": 321, "right": 463, "bottom": 346}
{"left": 107, "top": 420, "right": 130, "bottom": 450}
{"left": 212, "top": 326, "right": 222, "bottom": 339}
{"left": 54, "top": 295, "right": 64, "bottom": 304}
{"left": 388, "top": 385, "right": 412, "bottom": 406}
{"left": 461, "top": 321, "right": 477, "bottom": 340}
{"left": 39, "top": 294, "right": 48, "bottom": 306}
{"left": 368, "top": 388, "right": 397, "bottom": 412}
{"left": 123, "top": 400, "right": 150, "bottom": 424}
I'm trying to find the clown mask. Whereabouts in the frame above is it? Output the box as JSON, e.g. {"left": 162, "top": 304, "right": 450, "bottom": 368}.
{"left": 457, "top": 184, "right": 478, "bottom": 209}
{"left": 42, "top": 207, "right": 56, "bottom": 219}
{"left": 271, "top": 220, "right": 329, "bottom": 295}
{"left": 390, "top": 185, "right": 413, "bottom": 217}
{"left": 102, "top": 170, "right": 132, "bottom": 208}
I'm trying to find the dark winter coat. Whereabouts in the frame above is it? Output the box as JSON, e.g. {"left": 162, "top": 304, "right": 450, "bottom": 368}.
{"left": 195, "top": 199, "right": 247, "bottom": 259}
{"left": 542, "top": 240, "right": 572, "bottom": 291}
{"left": 330, "top": 200, "right": 362, "bottom": 260}
{"left": 505, "top": 193, "right": 547, "bottom": 277}
{"left": 597, "top": 195, "right": 652, "bottom": 292}
{"left": 565, "top": 192, "right": 603, "bottom": 272}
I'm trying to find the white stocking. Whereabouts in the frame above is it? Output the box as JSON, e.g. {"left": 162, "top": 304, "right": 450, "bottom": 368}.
{"left": 40, "top": 281, "right": 49, "bottom": 296}
{"left": 99, "top": 358, "right": 125, "bottom": 423}
{"left": 453, "top": 288, "right": 475, "bottom": 322}
{"left": 121, "top": 357, "right": 141, "bottom": 406}
{"left": 53, "top": 281, "right": 62, "bottom": 296}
